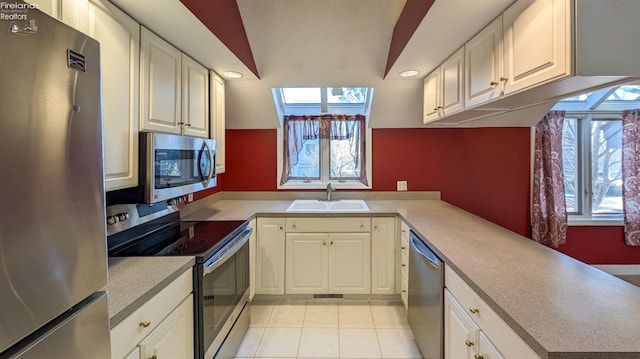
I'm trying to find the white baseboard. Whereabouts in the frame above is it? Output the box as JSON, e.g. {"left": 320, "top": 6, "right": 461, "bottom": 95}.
{"left": 593, "top": 265, "right": 640, "bottom": 275}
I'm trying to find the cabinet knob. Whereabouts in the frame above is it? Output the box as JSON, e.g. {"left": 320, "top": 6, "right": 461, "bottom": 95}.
{"left": 374, "top": 226, "right": 378, "bottom": 230}
{"left": 465, "top": 340, "right": 474, "bottom": 347}
{"left": 150, "top": 356, "right": 158, "bottom": 359}
{"left": 401, "top": 246, "right": 406, "bottom": 250}
{"left": 185, "top": 123, "right": 192, "bottom": 127}
{"left": 401, "top": 289, "right": 407, "bottom": 293}
{"left": 489, "top": 81, "right": 498, "bottom": 86}
{"left": 292, "top": 224, "right": 297, "bottom": 229}
{"left": 323, "top": 241, "right": 327, "bottom": 246}
{"left": 433, "top": 107, "right": 439, "bottom": 111}
{"left": 330, "top": 241, "right": 334, "bottom": 245}
{"left": 401, "top": 264, "right": 407, "bottom": 267}
{"left": 469, "top": 307, "right": 479, "bottom": 314}
{"left": 401, "top": 229, "right": 406, "bottom": 233}
{"left": 499, "top": 77, "right": 508, "bottom": 82}
{"left": 474, "top": 355, "right": 484, "bottom": 359}
{"left": 360, "top": 224, "right": 365, "bottom": 229}
{"left": 279, "top": 226, "right": 283, "bottom": 231}
{"left": 139, "top": 321, "right": 151, "bottom": 328}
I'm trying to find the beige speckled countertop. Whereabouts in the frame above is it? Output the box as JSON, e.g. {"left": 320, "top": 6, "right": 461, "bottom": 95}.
{"left": 104, "top": 256, "right": 194, "bottom": 327}
{"left": 183, "top": 197, "right": 640, "bottom": 359}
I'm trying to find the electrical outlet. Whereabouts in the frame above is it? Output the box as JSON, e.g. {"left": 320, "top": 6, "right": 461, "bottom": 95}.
{"left": 188, "top": 193, "right": 193, "bottom": 202}
{"left": 397, "top": 180, "right": 407, "bottom": 191}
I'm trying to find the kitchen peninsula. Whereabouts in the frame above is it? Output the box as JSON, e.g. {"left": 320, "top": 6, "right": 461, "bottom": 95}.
{"left": 177, "top": 193, "right": 640, "bottom": 359}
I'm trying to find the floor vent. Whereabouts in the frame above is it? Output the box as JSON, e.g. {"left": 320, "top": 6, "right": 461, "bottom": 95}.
{"left": 313, "top": 294, "right": 344, "bottom": 299}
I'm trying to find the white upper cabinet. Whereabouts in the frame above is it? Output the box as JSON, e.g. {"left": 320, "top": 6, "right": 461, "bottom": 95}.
{"left": 181, "top": 54, "right": 209, "bottom": 138}
{"left": 26, "top": 0, "right": 88, "bottom": 32}
{"left": 141, "top": 27, "right": 183, "bottom": 135}
{"left": 423, "top": 47, "right": 464, "bottom": 124}
{"left": 423, "top": 70, "right": 441, "bottom": 124}
{"left": 210, "top": 71, "right": 226, "bottom": 173}
{"left": 465, "top": 16, "right": 503, "bottom": 108}
{"left": 502, "top": 0, "right": 570, "bottom": 95}
{"left": 88, "top": 0, "right": 140, "bottom": 191}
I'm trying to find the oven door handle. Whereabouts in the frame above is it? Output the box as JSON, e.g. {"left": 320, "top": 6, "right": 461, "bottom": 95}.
{"left": 203, "top": 227, "right": 252, "bottom": 275}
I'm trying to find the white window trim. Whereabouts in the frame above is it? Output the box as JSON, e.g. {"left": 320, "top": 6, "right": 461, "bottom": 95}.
{"left": 274, "top": 87, "right": 374, "bottom": 190}
{"left": 276, "top": 125, "right": 373, "bottom": 190}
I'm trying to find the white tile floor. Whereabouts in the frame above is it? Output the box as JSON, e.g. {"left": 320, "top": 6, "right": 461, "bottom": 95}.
{"left": 235, "top": 301, "right": 423, "bottom": 359}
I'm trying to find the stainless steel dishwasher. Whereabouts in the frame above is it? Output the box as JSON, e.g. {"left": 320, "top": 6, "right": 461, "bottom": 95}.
{"left": 408, "top": 230, "right": 444, "bottom": 359}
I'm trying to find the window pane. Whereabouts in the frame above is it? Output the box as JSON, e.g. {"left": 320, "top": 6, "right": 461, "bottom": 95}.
{"left": 562, "top": 118, "right": 578, "bottom": 213}
{"left": 290, "top": 138, "right": 320, "bottom": 179}
{"left": 282, "top": 88, "right": 321, "bottom": 104}
{"left": 590, "top": 120, "right": 622, "bottom": 214}
{"left": 327, "top": 87, "right": 367, "bottom": 104}
{"left": 604, "top": 85, "right": 640, "bottom": 101}
{"left": 329, "top": 122, "right": 362, "bottom": 179}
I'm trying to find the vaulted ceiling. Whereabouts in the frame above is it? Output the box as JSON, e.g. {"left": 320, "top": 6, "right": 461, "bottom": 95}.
{"left": 110, "top": 0, "right": 515, "bottom": 128}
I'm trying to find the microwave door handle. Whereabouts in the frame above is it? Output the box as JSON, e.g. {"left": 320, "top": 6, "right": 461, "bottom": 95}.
{"left": 199, "top": 141, "right": 213, "bottom": 187}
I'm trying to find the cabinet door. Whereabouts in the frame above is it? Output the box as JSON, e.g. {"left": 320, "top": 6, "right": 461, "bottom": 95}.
{"left": 502, "top": 0, "right": 570, "bottom": 95}
{"left": 256, "top": 218, "right": 285, "bottom": 295}
{"left": 122, "top": 347, "right": 139, "bottom": 359}
{"left": 441, "top": 47, "right": 464, "bottom": 117}
{"left": 210, "top": 71, "right": 226, "bottom": 174}
{"left": 286, "top": 233, "right": 329, "bottom": 294}
{"left": 25, "top": 0, "right": 61, "bottom": 19}
{"left": 478, "top": 330, "right": 505, "bottom": 359}
{"left": 423, "top": 69, "right": 440, "bottom": 124}
{"left": 465, "top": 16, "right": 503, "bottom": 108}
{"left": 88, "top": 0, "right": 140, "bottom": 191}
{"left": 444, "top": 290, "right": 478, "bottom": 359}
{"left": 249, "top": 219, "right": 256, "bottom": 300}
{"left": 140, "top": 27, "right": 182, "bottom": 134}
{"left": 181, "top": 54, "right": 209, "bottom": 138}
{"left": 139, "top": 294, "right": 194, "bottom": 359}
{"left": 328, "top": 233, "right": 371, "bottom": 294}
{"left": 371, "top": 217, "right": 395, "bottom": 295}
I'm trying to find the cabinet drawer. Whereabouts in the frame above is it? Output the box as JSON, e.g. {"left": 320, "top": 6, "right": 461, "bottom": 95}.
{"left": 445, "top": 266, "right": 539, "bottom": 359}
{"left": 110, "top": 268, "right": 193, "bottom": 359}
{"left": 286, "top": 217, "right": 371, "bottom": 232}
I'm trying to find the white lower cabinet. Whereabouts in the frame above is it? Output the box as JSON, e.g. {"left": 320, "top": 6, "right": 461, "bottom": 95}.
{"left": 371, "top": 217, "right": 395, "bottom": 295}
{"left": 285, "top": 217, "right": 371, "bottom": 295}
{"left": 398, "top": 220, "right": 410, "bottom": 309}
{"left": 255, "top": 218, "right": 286, "bottom": 295}
{"left": 110, "top": 269, "right": 193, "bottom": 359}
{"left": 445, "top": 266, "right": 540, "bottom": 359}
{"left": 139, "top": 294, "right": 194, "bottom": 359}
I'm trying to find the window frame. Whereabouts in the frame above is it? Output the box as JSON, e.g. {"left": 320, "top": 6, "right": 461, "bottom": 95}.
{"left": 274, "top": 87, "right": 373, "bottom": 189}
{"left": 561, "top": 113, "right": 624, "bottom": 225}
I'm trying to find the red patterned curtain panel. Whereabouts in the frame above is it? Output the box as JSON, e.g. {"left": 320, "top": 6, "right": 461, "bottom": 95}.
{"left": 621, "top": 109, "right": 640, "bottom": 246}
{"left": 281, "top": 114, "right": 367, "bottom": 185}
{"left": 532, "top": 111, "right": 568, "bottom": 247}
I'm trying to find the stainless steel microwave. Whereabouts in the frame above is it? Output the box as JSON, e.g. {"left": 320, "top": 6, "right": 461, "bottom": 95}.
{"left": 140, "top": 132, "right": 216, "bottom": 203}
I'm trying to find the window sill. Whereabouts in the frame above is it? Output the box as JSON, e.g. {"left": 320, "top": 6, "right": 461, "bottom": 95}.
{"left": 278, "top": 180, "right": 371, "bottom": 190}
{"left": 568, "top": 215, "right": 623, "bottom": 226}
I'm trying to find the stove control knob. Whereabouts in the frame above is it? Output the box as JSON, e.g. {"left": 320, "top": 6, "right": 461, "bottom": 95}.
{"left": 118, "top": 212, "right": 129, "bottom": 221}
{"left": 107, "top": 216, "right": 117, "bottom": 225}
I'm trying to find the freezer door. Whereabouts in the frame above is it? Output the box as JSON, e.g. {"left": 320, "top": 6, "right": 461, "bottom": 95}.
{"left": 5, "top": 292, "right": 110, "bottom": 359}
{"left": 0, "top": 6, "right": 107, "bottom": 353}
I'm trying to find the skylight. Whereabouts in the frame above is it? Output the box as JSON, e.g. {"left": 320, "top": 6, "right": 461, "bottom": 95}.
{"left": 273, "top": 87, "right": 373, "bottom": 117}
{"left": 553, "top": 84, "right": 640, "bottom": 112}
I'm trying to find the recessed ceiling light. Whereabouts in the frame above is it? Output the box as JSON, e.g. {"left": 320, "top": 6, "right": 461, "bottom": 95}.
{"left": 399, "top": 70, "right": 420, "bottom": 78}
{"left": 223, "top": 71, "right": 243, "bottom": 79}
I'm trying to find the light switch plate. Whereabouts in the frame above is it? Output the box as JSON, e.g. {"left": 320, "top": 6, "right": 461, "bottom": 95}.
{"left": 397, "top": 180, "right": 407, "bottom": 191}
{"left": 188, "top": 193, "right": 193, "bottom": 202}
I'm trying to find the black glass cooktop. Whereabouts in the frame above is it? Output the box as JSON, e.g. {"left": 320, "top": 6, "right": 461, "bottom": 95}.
{"left": 107, "top": 211, "right": 246, "bottom": 261}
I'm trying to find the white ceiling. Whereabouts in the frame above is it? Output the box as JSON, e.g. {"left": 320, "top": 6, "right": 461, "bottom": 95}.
{"left": 109, "top": 0, "right": 516, "bottom": 128}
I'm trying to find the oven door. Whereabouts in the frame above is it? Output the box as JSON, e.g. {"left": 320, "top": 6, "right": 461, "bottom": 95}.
{"left": 200, "top": 227, "right": 251, "bottom": 359}
{"left": 142, "top": 132, "right": 216, "bottom": 203}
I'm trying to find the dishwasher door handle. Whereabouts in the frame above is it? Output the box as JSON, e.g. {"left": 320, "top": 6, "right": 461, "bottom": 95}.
{"left": 410, "top": 233, "right": 441, "bottom": 269}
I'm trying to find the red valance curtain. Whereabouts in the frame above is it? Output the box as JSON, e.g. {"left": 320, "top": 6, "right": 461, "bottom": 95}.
{"left": 621, "top": 109, "right": 640, "bottom": 246}
{"left": 281, "top": 114, "right": 367, "bottom": 185}
{"left": 532, "top": 110, "right": 568, "bottom": 247}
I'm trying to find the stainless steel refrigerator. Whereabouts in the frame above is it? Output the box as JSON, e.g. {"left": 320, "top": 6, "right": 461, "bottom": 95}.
{"left": 0, "top": 4, "right": 111, "bottom": 358}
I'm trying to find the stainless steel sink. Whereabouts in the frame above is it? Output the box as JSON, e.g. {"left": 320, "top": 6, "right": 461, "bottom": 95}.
{"left": 286, "top": 199, "right": 369, "bottom": 212}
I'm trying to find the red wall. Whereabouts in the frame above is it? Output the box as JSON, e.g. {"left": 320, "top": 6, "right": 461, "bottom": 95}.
{"left": 216, "top": 128, "right": 639, "bottom": 264}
